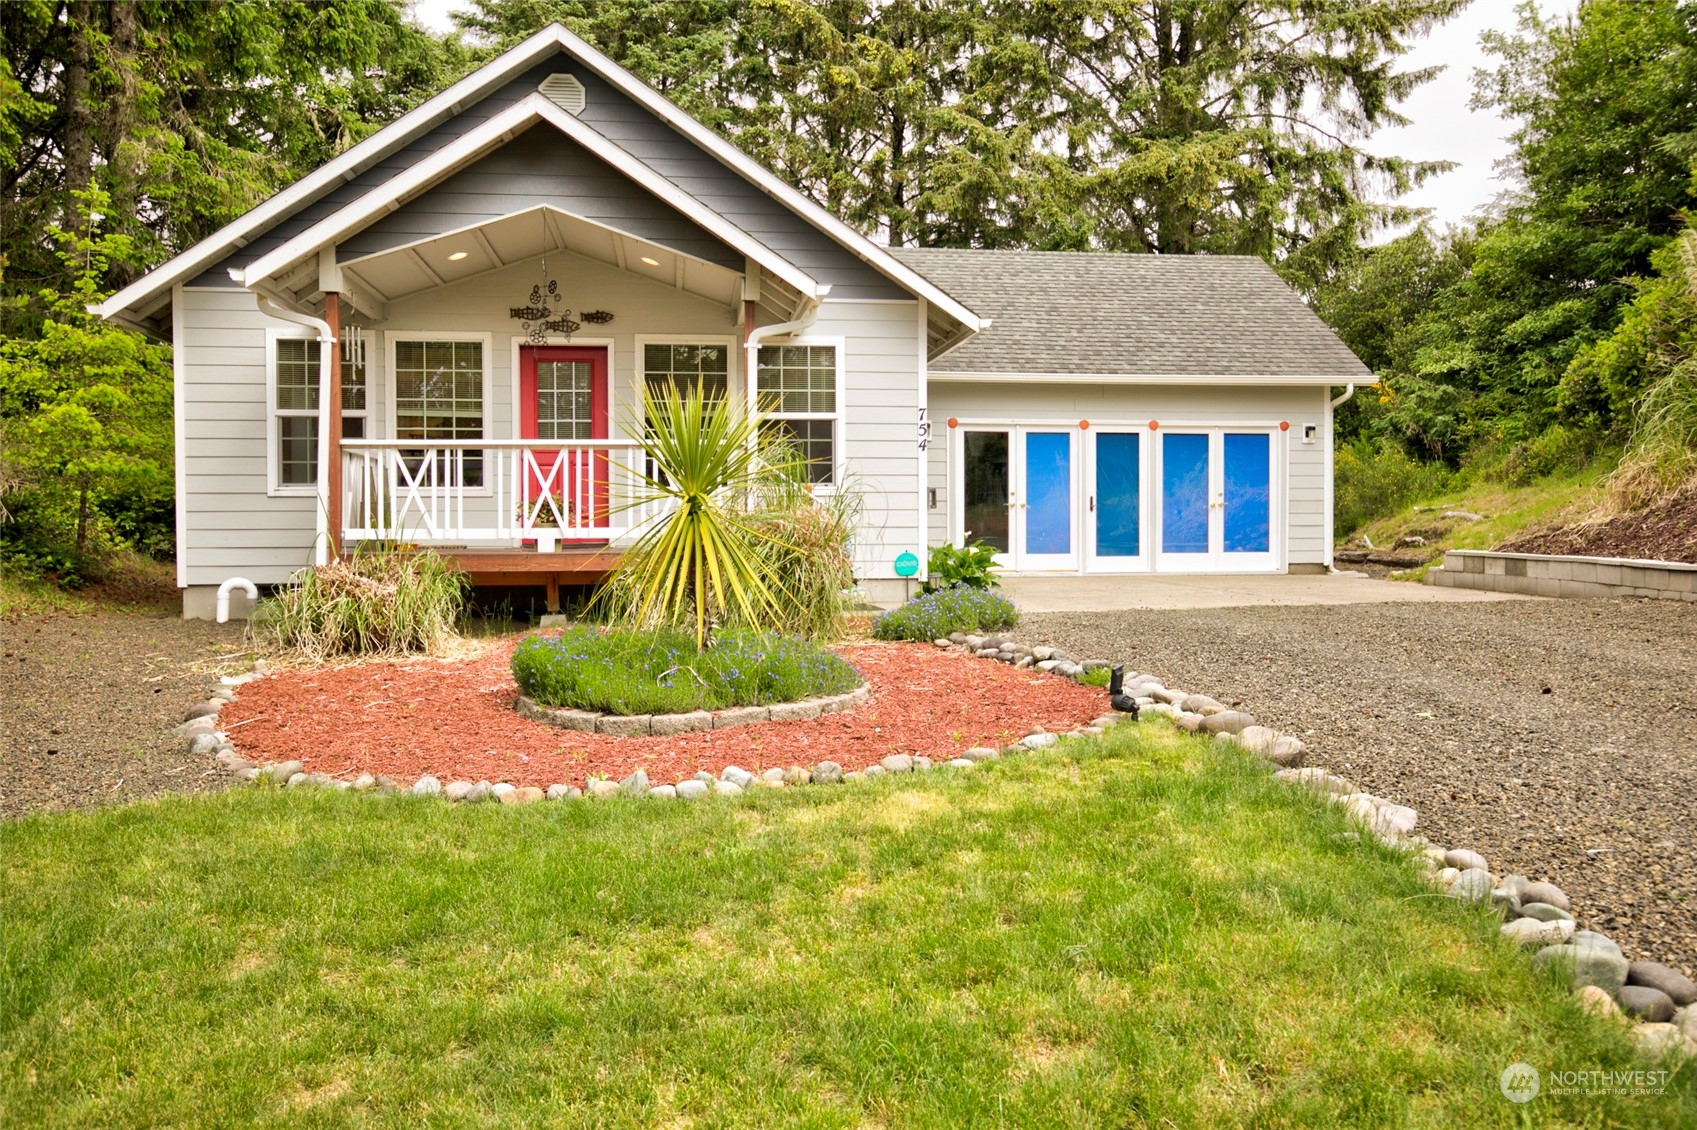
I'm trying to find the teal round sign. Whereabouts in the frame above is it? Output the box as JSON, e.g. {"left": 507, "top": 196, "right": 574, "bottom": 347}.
{"left": 894, "top": 551, "right": 920, "bottom": 578}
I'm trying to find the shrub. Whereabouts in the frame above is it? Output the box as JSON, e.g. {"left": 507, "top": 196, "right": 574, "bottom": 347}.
{"left": 738, "top": 472, "right": 860, "bottom": 640}
{"left": 252, "top": 547, "right": 468, "bottom": 661}
{"left": 1604, "top": 369, "right": 1697, "bottom": 512}
{"left": 871, "top": 584, "right": 1017, "bottom": 641}
{"left": 921, "top": 541, "right": 1000, "bottom": 593}
{"left": 511, "top": 626, "right": 861, "bottom": 715}
{"left": 1332, "top": 437, "right": 1454, "bottom": 538}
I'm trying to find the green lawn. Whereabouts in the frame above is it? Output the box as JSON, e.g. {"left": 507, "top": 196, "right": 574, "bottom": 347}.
{"left": 3, "top": 724, "right": 1692, "bottom": 1128}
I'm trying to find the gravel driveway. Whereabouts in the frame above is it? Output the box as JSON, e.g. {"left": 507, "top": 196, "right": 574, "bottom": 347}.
{"left": 1021, "top": 598, "right": 1697, "bottom": 977}
{"left": 0, "top": 611, "right": 249, "bottom": 818}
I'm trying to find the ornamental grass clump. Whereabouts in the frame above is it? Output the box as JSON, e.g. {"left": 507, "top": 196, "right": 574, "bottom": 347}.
{"left": 253, "top": 547, "right": 468, "bottom": 661}
{"left": 512, "top": 626, "right": 861, "bottom": 715}
{"left": 871, "top": 584, "right": 1017, "bottom": 642}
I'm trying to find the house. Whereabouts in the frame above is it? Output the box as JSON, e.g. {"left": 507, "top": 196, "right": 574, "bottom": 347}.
{"left": 95, "top": 24, "right": 1370, "bottom": 620}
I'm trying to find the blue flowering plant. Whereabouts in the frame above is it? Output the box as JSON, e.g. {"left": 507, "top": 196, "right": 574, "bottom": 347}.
{"left": 512, "top": 625, "right": 862, "bottom": 715}
{"left": 870, "top": 584, "right": 1018, "bottom": 642}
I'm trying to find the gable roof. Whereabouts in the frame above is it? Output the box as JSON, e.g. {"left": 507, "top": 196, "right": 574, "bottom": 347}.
{"left": 96, "top": 24, "right": 985, "bottom": 334}
{"left": 889, "top": 248, "right": 1368, "bottom": 383}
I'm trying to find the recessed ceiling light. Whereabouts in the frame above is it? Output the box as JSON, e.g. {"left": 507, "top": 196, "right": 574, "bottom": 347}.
{"left": 447, "top": 251, "right": 468, "bottom": 261}
{"left": 640, "top": 256, "right": 660, "bottom": 267}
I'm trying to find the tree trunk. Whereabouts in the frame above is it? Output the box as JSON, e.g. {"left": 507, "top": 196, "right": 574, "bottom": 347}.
{"left": 62, "top": 0, "right": 94, "bottom": 202}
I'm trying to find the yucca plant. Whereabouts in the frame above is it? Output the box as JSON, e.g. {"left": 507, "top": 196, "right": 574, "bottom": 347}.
{"left": 598, "top": 382, "right": 805, "bottom": 649}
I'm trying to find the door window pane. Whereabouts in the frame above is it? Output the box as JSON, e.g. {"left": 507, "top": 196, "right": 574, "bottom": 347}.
{"left": 1223, "top": 432, "right": 1271, "bottom": 553}
{"left": 1095, "top": 432, "right": 1140, "bottom": 557}
{"left": 1023, "top": 431, "right": 1072, "bottom": 555}
{"left": 1161, "top": 433, "right": 1210, "bottom": 554}
{"left": 963, "top": 431, "right": 1009, "bottom": 552}
{"left": 536, "top": 360, "right": 593, "bottom": 440}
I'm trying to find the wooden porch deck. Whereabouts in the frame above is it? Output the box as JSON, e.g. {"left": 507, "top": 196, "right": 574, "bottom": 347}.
{"left": 416, "top": 546, "right": 623, "bottom": 611}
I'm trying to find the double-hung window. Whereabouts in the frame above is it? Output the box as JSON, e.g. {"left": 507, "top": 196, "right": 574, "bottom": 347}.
{"left": 393, "top": 338, "right": 485, "bottom": 487}
{"left": 756, "top": 343, "right": 838, "bottom": 484}
{"left": 643, "top": 343, "right": 730, "bottom": 406}
{"left": 270, "top": 335, "right": 367, "bottom": 492}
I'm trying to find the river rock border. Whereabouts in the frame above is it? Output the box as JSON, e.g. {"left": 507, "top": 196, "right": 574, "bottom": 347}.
{"left": 514, "top": 683, "right": 871, "bottom": 736}
{"left": 178, "top": 635, "right": 1696, "bottom": 1062}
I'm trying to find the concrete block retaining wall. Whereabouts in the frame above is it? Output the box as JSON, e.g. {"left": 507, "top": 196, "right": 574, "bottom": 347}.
{"left": 1428, "top": 550, "right": 1697, "bottom": 601}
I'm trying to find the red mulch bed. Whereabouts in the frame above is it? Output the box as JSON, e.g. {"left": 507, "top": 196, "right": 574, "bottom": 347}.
{"left": 219, "top": 641, "right": 1109, "bottom": 788}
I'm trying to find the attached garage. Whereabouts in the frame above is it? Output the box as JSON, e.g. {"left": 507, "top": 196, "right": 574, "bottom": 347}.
{"left": 894, "top": 249, "right": 1370, "bottom": 575}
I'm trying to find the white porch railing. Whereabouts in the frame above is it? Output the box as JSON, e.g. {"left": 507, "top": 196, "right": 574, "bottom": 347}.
{"left": 341, "top": 439, "right": 669, "bottom": 550}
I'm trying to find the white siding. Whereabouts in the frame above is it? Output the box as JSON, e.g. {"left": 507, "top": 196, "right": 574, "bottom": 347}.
{"left": 177, "top": 288, "right": 318, "bottom": 586}
{"left": 926, "top": 381, "right": 1330, "bottom": 567}
{"left": 812, "top": 300, "right": 925, "bottom": 580}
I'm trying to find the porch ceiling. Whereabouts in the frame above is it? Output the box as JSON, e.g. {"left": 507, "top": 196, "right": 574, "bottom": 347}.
{"left": 268, "top": 205, "right": 781, "bottom": 319}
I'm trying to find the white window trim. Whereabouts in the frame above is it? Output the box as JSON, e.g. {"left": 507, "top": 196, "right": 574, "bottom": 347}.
{"left": 266, "top": 327, "right": 323, "bottom": 498}
{"left": 754, "top": 335, "right": 846, "bottom": 488}
{"left": 383, "top": 330, "right": 496, "bottom": 496}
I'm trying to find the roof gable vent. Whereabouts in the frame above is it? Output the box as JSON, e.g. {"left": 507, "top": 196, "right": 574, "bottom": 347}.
{"left": 539, "top": 73, "right": 586, "bottom": 115}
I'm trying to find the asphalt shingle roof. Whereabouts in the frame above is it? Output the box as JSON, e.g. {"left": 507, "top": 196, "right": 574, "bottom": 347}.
{"left": 888, "top": 248, "right": 1370, "bottom": 380}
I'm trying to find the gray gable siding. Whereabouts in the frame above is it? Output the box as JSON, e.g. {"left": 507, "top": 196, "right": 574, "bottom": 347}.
{"left": 891, "top": 248, "right": 1370, "bottom": 379}
{"left": 195, "top": 53, "right": 908, "bottom": 299}
{"left": 335, "top": 129, "right": 743, "bottom": 268}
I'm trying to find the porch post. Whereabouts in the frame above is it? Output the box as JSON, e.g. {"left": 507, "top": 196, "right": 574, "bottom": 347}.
{"left": 324, "top": 291, "right": 343, "bottom": 557}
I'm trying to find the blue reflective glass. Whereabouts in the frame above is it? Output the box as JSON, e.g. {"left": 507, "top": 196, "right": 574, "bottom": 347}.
{"left": 1023, "top": 431, "right": 1071, "bottom": 555}
{"left": 1223, "top": 432, "right": 1271, "bottom": 553}
{"left": 1161, "top": 433, "right": 1210, "bottom": 554}
{"left": 1095, "top": 432, "right": 1140, "bottom": 556}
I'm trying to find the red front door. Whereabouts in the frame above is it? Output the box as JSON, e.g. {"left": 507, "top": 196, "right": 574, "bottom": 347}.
{"left": 518, "top": 346, "right": 610, "bottom": 541}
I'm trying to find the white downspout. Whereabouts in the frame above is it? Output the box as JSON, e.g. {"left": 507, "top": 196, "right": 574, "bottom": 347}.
{"left": 250, "top": 286, "right": 336, "bottom": 567}
{"left": 1325, "top": 384, "right": 1355, "bottom": 572}
{"left": 743, "top": 287, "right": 832, "bottom": 407}
{"left": 1330, "top": 383, "right": 1356, "bottom": 409}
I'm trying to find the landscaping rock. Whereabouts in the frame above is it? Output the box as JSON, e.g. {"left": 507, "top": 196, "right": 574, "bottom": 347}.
{"left": 210, "top": 688, "right": 237, "bottom": 702}
{"left": 947, "top": 758, "right": 975, "bottom": 768}
{"left": 960, "top": 747, "right": 999, "bottom": 762}
{"left": 1618, "top": 986, "right": 1678, "bottom": 1023}
{"left": 1501, "top": 917, "right": 1575, "bottom": 949}
{"left": 1445, "top": 849, "right": 1490, "bottom": 872}
{"left": 1273, "top": 767, "right": 1353, "bottom": 794}
{"left": 933, "top": 638, "right": 952, "bottom": 648}
{"left": 1446, "top": 868, "right": 1494, "bottom": 902}
{"left": 1573, "top": 930, "right": 1624, "bottom": 959}
{"left": 545, "top": 784, "right": 572, "bottom": 800}
{"left": 465, "top": 781, "right": 494, "bottom": 803}
{"left": 759, "top": 768, "right": 787, "bottom": 786}
{"left": 490, "top": 783, "right": 516, "bottom": 800}
{"left": 1628, "top": 962, "right": 1697, "bottom": 1007}
{"left": 508, "top": 786, "right": 545, "bottom": 805}
{"left": 712, "top": 779, "right": 743, "bottom": 797}
{"left": 1630, "top": 1023, "right": 1696, "bottom": 1059}
{"left": 1437, "top": 867, "right": 1461, "bottom": 887}
{"left": 811, "top": 761, "right": 844, "bottom": 784}
{"left": 1518, "top": 902, "right": 1575, "bottom": 923}
{"left": 1174, "top": 712, "right": 1206, "bottom": 733}
{"left": 265, "top": 760, "right": 304, "bottom": 785}
{"left": 1013, "top": 656, "right": 1035, "bottom": 669}
{"left": 445, "top": 781, "right": 473, "bottom": 801}
{"left": 913, "top": 756, "right": 933, "bottom": 770}
{"left": 675, "top": 780, "right": 709, "bottom": 799}
{"left": 1151, "top": 688, "right": 1188, "bottom": 705}
{"left": 651, "top": 711, "right": 713, "bottom": 736}
{"left": 720, "top": 766, "right": 757, "bottom": 789}
{"left": 1264, "top": 736, "right": 1308, "bottom": 767}
{"left": 880, "top": 754, "right": 915, "bottom": 773}
{"left": 649, "top": 785, "right": 677, "bottom": 799}
{"left": 1577, "top": 985, "right": 1622, "bottom": 1018}
{"left": 1532, "top": 944, "right": 1630, "bottom": 996}
{"left": 284, "top": 772, "right": 307, "bottom": 788}
{"left": 410, "top": 775, "right": 441, "bottom": 797}
{"left": 714, "top": 706, "right": 770, "bottom": 729}
{"left": 1491, "top": 888, "right": 1522, "bottom": 917}
{"left": 770, "top": 700, "right": 824, "bottom": 723}
{"left": 351, "top": 774, "right": 377, "bottom": 791}
{"left": 1178, "top": 694, "right": 1226, "bottom": 716}
{"left": 187, "top": 732, "right": 221, "bottom": 756}
{"left": 1032, "top": 646, "right": 1055, "bottom": 660}
{"left": 692, "top": 771, "right": 715, "bottom": 783}
{"left": 862, "top": 764, "right": 886, "bottom": 778}
{"left": 1019, "top": 732, "right": 1058, "bottom": 750}
{"left": 1036, "top": 660, "right": 1061, "bottom": 672}
{"left": 1200, "top": 711, "right": 1256, "bottom": 735}
{"left": 183, "top": 701, "right": 220, "bottom": 722}
{"left": 617, "top": 770, "right": 650, "bottom": 796}
{"left": 1679, "top": 1006, "right": 1697, "bottom": 1042}
{"left": 1517, "top": 881, "right": 1572, "bottom": 912}
{"left": 783, "top": 766, "right": 811, "bottom": 786}
{"left": 587, "top": 780, "right": 621, "bottom": 799}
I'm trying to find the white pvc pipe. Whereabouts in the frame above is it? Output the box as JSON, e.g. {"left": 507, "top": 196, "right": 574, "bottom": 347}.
{"left": 216, "top": 577, "right": 258, "bottom": 624}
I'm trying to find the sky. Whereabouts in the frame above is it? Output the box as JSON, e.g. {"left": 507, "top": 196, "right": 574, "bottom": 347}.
{"left": 409, "top": 0, "right": 1577, "bottom": 234}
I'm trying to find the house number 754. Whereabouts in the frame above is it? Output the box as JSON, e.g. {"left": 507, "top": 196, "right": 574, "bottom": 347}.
{"left": 917, "top": 407, "right": 931, "bottom": 451}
